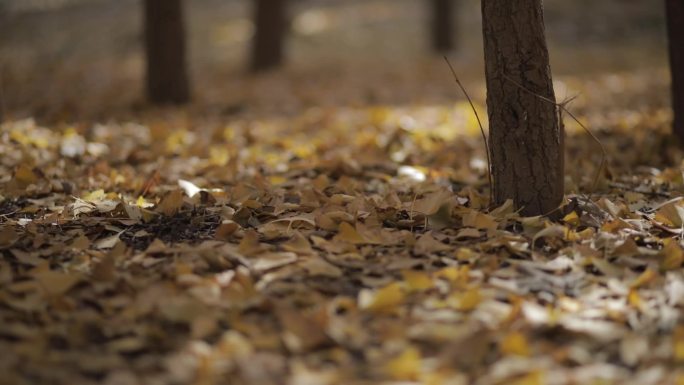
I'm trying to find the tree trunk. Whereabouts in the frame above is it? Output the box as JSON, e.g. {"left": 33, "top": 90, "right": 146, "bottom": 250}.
{"left": 431, "top": 0, "right": 455, "bottom": 52}
{"left": 251, "top": 0, "right": 287, "bottom": 72}
{"left": 144, "top": 0, "right": 190, "bottom": 104}
{"left": 481, "top": 0, "right": 563, "bottom": 216}
{"left": 666, "top": 0, "right": 684, "bottom": 140}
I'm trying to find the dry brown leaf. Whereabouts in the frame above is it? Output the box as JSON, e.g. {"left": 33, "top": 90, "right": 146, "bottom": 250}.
{"left": 215, "top": 220, "right": 240, "bottom": 240}
{"left": 155, "top": 189, "right": 185, "bottom": 216}
{"left": 462, "top": 209, "right": 498, "bottom": 231}
{"left": 33, "top": 270, "right": 81, "bottom": 297}
{"left": 413, "top": 232, "right": 451, "bottom": 254}
{"left": 282, "top": 231, "right": 314, "bottom": 255}
{"left": 412, "top": 190, "right": 453, "bottom": 216}
{"left": 333, "top": 222, "right": 367, "bottom": 244}
{"left": 250, "top": 252, "right": 298, "bottom": 272}
{"left": 660, "top": 240, "right": 684, "bottom": 271}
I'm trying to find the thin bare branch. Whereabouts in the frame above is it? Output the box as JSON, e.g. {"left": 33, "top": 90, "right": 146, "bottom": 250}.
{"left": 502, "top": 73, "right": 607, "bottom": 192}
{"left": 444, "top": 56, "right": 494, "bottom": 205}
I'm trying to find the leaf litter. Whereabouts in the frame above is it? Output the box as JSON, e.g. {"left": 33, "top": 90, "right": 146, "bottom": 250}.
{"left": 0, "top": 74, "right": 683, "bottom": 385}
{"left": 0, "top": 89, "right": 684, "bottom": 384}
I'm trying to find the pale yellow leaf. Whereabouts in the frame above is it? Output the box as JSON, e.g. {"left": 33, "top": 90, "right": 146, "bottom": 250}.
{"left": 384, "top": 347, "right": 421, "bottom": 380}
{"left": 402, "top": 270, "right": 433, "bottom": 292}
{"left": 500, "top": 331, "right": 530, "bottom": 357}
{"left": 360, "top": 282, "right": 405, "bottom": 313}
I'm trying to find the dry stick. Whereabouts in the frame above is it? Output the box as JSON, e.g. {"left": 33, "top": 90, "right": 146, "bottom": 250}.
{"left": 501, "top": 73, "right": 607, "bottom": 192}
{"left": 443, "top": 57, "right": 494, "bottom": 206}
{"left": 409, "top": 192, "right": 418, "bottom": 232}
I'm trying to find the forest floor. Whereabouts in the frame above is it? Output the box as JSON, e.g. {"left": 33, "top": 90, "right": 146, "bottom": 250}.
{"left": 1, "top": 1, "right": 684, "bottom": 385}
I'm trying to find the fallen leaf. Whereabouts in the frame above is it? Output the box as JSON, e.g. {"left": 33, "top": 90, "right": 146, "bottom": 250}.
{"left": 500, "top": 331, "right": 531, "bottom": 357}
{"left": 413, "top": 232, "right": 450, "bottom": 254}
{"left": 462, "top": 209, "right": 498, "bottom": 231}
{"left": 359, "top": 282, "right": 405, "bottom": 314}
{"left": 333, "top": 222, "right": 367, "bottom": 244}
{"left": 155, "top": 189, "right": 185, "bottom": 216}
{"left": 33, "top": 270, "right": 81, "bottom": 296}
{"left": 384, "top": 347, "right": 421, "bottom": 380}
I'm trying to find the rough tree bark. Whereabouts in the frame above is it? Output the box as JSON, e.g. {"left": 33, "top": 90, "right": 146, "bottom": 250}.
{"left": 431, "top": 0, "right": 455, "bottom": 52}
{"left": 481, "top": 0, "right": 563, "bottom": 216}
{"left": 666, "top": 0, "right": 684, "bottom": 141}
{"left": 251, "top": 0, "right": 287, "bottom": 72}
{"left": 144, "top": 0, "right": 190, "bottom": 104}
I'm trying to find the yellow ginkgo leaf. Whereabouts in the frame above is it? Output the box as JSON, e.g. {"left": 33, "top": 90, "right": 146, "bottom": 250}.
{"left": 165, "top": 129, "right": 193, "bottom": 153}
{"left": 630, "top": 269, "right": 658, "bottom": 289}
{"left": 455, "top": 247, "right": 477, "bottom": 261}
{"left": 449, "top": 288, "right": 481, "bottom": 311}
{"left": 627, "top": 289, "right": 642, "bottom": 309}
{"left": 436, "top": 265, "right": 470, "bottom": 288}
{"left": 436, "top": 266, "right": 461, "bottom": 283}
{"left": 562, "top": 211, "right": 580, "bottom": 226}
{"left": 209, "top": 146, "right": 230, "bottom": 166}
{"left": 500, "top": 331, "right": 530, "bottom": 357}
{"left": 384, "top": 347, "right": 421, "bottom": 380}
{"left": 402, "top": 270, "right": 433, "bottom": 292}
{"left": 82, "top": 189, "right": 106, "bottom": 202}
{"left": 360, "top": 282, "right": 405, "bottom": 313}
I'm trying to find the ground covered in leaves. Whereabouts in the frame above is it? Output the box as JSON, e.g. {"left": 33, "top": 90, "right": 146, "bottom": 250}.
{"left": 1, "top": 1, "right": 684, "bottom": 385}
{"left": 2, "top": 84, "right": 684, "bottom": 385}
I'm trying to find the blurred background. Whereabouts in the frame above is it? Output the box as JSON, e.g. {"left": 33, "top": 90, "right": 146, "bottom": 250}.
{"left": 0, "top": 0, "right": 669, "bottom": 122}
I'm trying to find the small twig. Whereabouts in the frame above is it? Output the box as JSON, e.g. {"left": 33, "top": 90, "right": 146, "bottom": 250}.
{"left": 138, "top": 170, "right": 161, "bottom": 197}
{"left": 444, "top": 57, "right": 494, "bottom": 206}
{"left": 409, "top": 193, "right": 418, "bottom": 221}
{"left": 0, "top": 209, "right": 19, "bottom": 216}
{"left": 501, "top": 73, "right": 607, "bottom": 192}
{"left": 409, "top": 192, "right": 418, "bottom": 232}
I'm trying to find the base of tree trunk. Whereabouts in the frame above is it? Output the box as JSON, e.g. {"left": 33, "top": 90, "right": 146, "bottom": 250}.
{"left": 482, "top": 0, "right": 563, "bottom": 216}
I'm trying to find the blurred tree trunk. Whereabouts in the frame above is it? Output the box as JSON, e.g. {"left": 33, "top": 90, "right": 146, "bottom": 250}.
{"left": 431, "top": 0, "right": 455, "bottom": 52}
{"left": 251, "top": 0, "right": 287, "bottom": 72}
{"left": 144, "top": 0, "right": 190, "bottom": 104}
{"left": 666, "top": 0, "right": 684, "bottom": 140}
{"left": 482, "top": 0, "right": 563, "bottom": 216}
{"left": 0, "top": 68, "right": 4, "bottom": 122}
